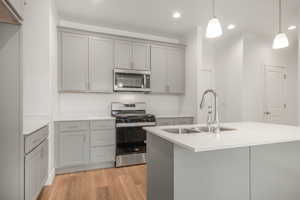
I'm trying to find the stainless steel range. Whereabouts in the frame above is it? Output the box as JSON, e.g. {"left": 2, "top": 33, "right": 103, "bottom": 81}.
{"left": 111, "top": 102, "right": 156, "bottom": 167}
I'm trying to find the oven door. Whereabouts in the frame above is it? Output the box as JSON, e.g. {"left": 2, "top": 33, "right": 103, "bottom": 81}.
{"left": 116, "top": 126, "right": 148, "bottom": 167}
{"left": 114, "top": 69, "right": 151, "bottom": 92}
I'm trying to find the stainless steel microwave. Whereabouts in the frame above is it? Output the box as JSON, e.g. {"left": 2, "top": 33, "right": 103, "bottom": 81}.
{"left": 113, "top": 69, "right": 151, "bottom": 92}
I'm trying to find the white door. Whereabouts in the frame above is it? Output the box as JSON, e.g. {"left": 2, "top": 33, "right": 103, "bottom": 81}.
{"left": 264, "top": 66, "right": 287, "bottom": 124}
{"left": 89, "top": 37, "right": 114, "bottom": 92}
{"left": 132, "top": 42, "right": 150, "bottom": 70}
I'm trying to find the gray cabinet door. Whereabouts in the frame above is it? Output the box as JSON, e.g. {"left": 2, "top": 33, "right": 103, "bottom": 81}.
{"left": 61, "top": 32, "right": 89, "bottom": 91}
{"left": 114, "top": 39, "right": 132, "bottom": 69}
{"left": 58, "top": 131, "right": 89, "bottom": 167}
{"left": 251, "top": 142, "right": 300, "bottom": 200}
{"left": 25, "top": 145, "right": 41, "bottom": 200}
{"left": 167, "top": 47, "right": 185, "bottom": 94}
{"left": 25, "top": 139, "right": 48, "bottom": 200}
{"left": 40, "top": 139, "right": 48, "bottom": 187}
{"left": 150, "top": 45, "right": 168, "bottom": 93}
{"left": 132, "top": 42, "right": 150, "bottom": 70}
{"left": 89, "top": 37, "right": 114, "bottom": 92}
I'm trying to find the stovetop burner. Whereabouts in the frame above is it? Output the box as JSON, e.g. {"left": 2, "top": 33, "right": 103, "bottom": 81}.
{"left": 111, "top": 102, "right": 156, "bottom": 124}
{"left": 116, "top": 114, "right": 156, "bottom": 124}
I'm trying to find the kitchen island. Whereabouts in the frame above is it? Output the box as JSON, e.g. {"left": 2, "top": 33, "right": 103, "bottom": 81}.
{"left": 144, "top": 122, "right": 300, "bottom": 200}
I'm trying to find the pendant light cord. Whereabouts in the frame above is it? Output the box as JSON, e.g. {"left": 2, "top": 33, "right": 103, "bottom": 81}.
{"left": 212, "top": 0, "right": 216, "bottom": 17}
{"left": 279, "top": 0, "right": 282, "bottom": 32}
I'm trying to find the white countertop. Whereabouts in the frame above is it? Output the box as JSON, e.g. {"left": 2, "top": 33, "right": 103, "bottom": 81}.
{"left": 54, "top": 115, "right": 115, "bottom": 122}
{"left": 23, "top": 118, "right": 49, "bottom": 135}
{"left": 144, "top": 122, "right": 300, "bottom": 152}
{"left": 54, "top": 114, "right": 192, "bottom": 122}
{"left": 156, "top": 115, "right": 194, "bottom": 119}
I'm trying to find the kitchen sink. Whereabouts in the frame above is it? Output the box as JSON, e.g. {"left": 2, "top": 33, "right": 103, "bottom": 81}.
{"left": 163, "top": 126, "right": 236, "bottom": 134}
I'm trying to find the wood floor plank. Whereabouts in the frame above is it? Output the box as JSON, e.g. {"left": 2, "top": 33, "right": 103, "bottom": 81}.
{"left": 40, "top": 165, "right": 147, "bottom": 200}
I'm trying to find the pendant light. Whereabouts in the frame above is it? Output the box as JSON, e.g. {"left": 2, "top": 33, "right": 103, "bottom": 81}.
{"left": 206, "top": 0, "right": 223, "bottom": 38}
{"left": 272, "top": 0, "right": 289, "bottom": 49}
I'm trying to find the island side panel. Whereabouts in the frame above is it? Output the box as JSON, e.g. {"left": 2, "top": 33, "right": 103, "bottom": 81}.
{"left": 173, "top": 146, "right": 250, "bottom": 200}
{"left": 251, "top": 141, "right": 300, "bottom": 200}
{"left": 147, "top": 133, "right": 174, "bottom": 200}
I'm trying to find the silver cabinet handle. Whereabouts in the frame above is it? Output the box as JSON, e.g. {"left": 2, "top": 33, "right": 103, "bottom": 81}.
{"left": 264, "top": 112, "right": 271, "bottom": 115}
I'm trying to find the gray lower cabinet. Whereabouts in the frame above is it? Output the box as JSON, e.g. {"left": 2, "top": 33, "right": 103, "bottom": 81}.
{"left": 55, "top": 119, "right": 116, "bottom": 174}
{"left": 251, "top": 142, "right": 300, "bottom": 200}
{"left": 25, "top": 126, "right": 49, "bottom": 200}
{"left": 58, "top": 131, "right": 89, "bottom": 167}
{"left": 151, "top": 44, "right": 185, "bottom": 94}
{"left": 156, "top": 117, "right": 194, "bottom": 126}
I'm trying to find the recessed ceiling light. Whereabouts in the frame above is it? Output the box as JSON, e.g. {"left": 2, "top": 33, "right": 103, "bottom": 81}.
{"left": 172, "top": 12, "right": 181, "bottom": 19}
{"left": 227, "top": 24, "right": 236, "bottom": 30}
{"left": 288, "top": 25, "right": 297, "bottom": 30}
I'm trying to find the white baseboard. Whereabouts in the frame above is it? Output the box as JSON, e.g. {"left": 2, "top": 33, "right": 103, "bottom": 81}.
{"left": 45, "top": 168, "right": 55, "bottom": 186}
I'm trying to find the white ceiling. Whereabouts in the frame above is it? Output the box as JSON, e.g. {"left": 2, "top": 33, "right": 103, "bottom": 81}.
{"left": 56, "top": 0, "right": 300, "bottom": 38}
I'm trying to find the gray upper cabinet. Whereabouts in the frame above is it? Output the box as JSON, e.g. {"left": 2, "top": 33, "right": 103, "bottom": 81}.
{"left": 167, "top": 47, "right": 185, "bottom": 94}
{"left": 60, "top": 32, "right": 89, "bottom": 91}
{"left": 89, "top": 37, "right": 114, "bottom": 92}
{"left": 58, "top": 29, "right": 185, "bottom": 94}
{"left": 115, "top": 39, "right": 150, "bottom": 70}
{"left": 114, "top": 39, "right": 132, "bottom": 69}
{"left": 151, "top": 45, "right": 168, "bottom": 93}
{"left": 132, "top": 42, "right": 150, "bottom": 70}
{"left": 151, "top": 44, "right": 185, "bottom": 94}
{"left": 58, "top": 131, "right": 89, "bottom": 168}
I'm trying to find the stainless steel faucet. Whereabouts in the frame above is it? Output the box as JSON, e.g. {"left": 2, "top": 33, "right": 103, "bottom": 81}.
{"left": 200, "top": 89, "right": 220, "bottom": 133}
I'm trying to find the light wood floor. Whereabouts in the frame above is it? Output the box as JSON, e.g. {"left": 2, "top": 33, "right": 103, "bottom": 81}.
{"left": 38, "top": 165, "right": 147, "bottom": 200}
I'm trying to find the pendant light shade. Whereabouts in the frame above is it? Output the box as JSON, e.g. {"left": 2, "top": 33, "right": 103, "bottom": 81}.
{"left": 206, "top": 0, "right": 223, "bottom": 38}
{"left": 206, "top": 18, "right": 223, "bottom": 38}
{"left": 272, "top": 0, "right": 289, "bottom": 49}
{"left": 272, "top": 32, "right": 289, "bottom": 49}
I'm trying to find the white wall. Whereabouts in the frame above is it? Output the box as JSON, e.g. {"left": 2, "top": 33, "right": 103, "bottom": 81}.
{"left": 215, "top": 35, "right": 244, "bottom": 122}
{"left": 49, "top": 0, "right": 58, "bottom": 184}
{"left": 22, "top": 0, "right": 58, "bottom": 185}
{"left": 212, "top": 33, "right": 298, "bottom": 125}
{"left": 195, "top": 27, "right": 215, "bottom": 123}
{"left": 57, "top": 93, "right": 185, "bottom": 117}
{"left": 298, "top": 11, "right": 300, "bottom": 125}
{"left": 23, "top": 0, "right": 51, "bottom": 116}
{"left": 243, "top": 34, "right": 298, "bottom": 125}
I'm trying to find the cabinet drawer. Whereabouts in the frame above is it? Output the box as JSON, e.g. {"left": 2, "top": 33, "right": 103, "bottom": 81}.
{"left": 91, "top": 120, "right": 115, "bottom": 130}
{"left": 175, "top": 117, "right": 194, "bottom": 125}
{"left": 156, "top": 118, "right": 175, "bottom": 126}
{"left": 58, "top": 121, "right": 89, "bottom": 132}
{"left": 91, "top": 146, "right": 115, "bottom": 163}
{"left": 91, "top": 130, "right": 115, "bottom": 147}
{"left": 25, "top": 126, "right": 49, "bottom": 154}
